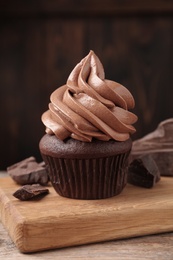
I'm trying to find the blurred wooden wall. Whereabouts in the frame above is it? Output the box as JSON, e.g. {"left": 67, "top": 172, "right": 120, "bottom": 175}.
{"left": 1, "top": 0, "right": 173, "bottom": 169}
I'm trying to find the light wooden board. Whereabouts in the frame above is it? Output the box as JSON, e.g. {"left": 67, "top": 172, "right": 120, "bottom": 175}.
{"left": 0, "top": 177, "right": 173, "bottom": 253}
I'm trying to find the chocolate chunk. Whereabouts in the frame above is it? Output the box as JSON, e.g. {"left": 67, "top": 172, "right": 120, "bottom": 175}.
{"left": 131, "top": 118, "right": 173, "bottom": 176}
{"left": 7, "top": 157, "right": 49, "bottom": 185}
{"left": 13, "top": 184, "right": 49, "bottom": 201}
{"left": 128, "top": 154, "right": 161, "bottom": 188}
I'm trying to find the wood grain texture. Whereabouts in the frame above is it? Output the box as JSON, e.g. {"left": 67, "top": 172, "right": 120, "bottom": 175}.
{"left": 1, "top": 222, "right": 173, "bottom": 260}
{"left": 0, "top": 176, "right": 173, "bottom": 253}
{"left": 1, "top": 0, "right": 173, "bottom": 16}
{"left": 0, "top": 173, "right": 173, "bottom": 259}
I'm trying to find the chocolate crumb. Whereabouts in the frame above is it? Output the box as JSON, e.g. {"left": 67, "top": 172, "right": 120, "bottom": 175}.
{"left": 13, "top": 184, "right": 49, "bottom": 201}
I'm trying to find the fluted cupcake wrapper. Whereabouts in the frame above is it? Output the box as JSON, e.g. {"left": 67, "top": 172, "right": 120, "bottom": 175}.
{"left": 42, "top": 152, "right": 129, "bottom": 199}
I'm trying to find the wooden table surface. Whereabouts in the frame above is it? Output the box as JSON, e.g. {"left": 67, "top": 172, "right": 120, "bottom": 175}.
{"left": 0, "top": 172, "right": 173, "bottom": 260}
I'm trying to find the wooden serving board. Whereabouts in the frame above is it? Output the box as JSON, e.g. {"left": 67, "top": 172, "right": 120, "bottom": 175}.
{"left": 0, "top": 176, "right": 173, "bottom": 253}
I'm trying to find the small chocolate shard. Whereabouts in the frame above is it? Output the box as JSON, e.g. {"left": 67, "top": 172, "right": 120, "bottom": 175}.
{"left": 131, "top": 118, "right": 173, "bottom": 176}
{"left": 13, "top": 184, "right": 49, "bottom": 201}
{"left": 7, "top": 157, "right": 49, "bottom": 185}
{"left": 128, "top": 154, "right": 160, "bottom": 188}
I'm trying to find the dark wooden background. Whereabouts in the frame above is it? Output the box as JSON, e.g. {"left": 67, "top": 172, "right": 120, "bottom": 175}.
{"left": 1, "top": 0, "right": 173, "bottom": 170}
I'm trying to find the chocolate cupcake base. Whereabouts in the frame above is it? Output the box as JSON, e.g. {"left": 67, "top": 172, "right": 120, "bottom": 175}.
{"left": 39, "top": 135, "right": 132, "bottom": 199}
{"left": 42, "top": 154, "right": 129, "bottom": 199}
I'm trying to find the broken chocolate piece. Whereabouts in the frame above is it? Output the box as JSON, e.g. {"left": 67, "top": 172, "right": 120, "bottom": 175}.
{"left": 131, "top": 118, "right": 173, "bottom": 176}
{"left": 13, "top": 184, "right": 49, "bottom": 201}
{"left": 128, "top": 154, "right": 160, "bottom": 188}
{"left": 7, "top": 157, "right": 49, "bottom": 185}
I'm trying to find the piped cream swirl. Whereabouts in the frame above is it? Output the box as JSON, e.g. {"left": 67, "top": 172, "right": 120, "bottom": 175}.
{"left": 42, "top": 50, "right": 138, "bottom": 142}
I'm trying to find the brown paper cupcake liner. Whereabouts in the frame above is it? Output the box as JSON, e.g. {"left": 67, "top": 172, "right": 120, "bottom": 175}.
{"left": 42, "top": 152, "right": 130, "bottom": 199}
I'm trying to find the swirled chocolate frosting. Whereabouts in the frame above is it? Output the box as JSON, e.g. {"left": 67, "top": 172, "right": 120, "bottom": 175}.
{"left": 41, "top": 51, "right": 137, "bottom": 142}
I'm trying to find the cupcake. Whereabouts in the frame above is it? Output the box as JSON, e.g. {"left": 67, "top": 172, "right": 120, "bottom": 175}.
{"left": 39, "top": 50, "right": 137, "bottom": 199}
